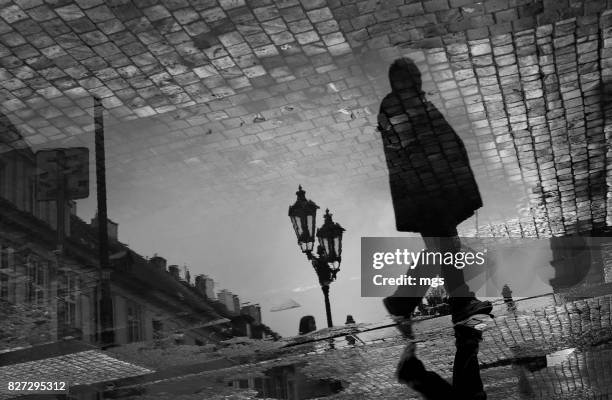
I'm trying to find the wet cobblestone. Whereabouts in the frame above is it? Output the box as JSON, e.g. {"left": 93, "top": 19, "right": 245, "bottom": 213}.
{"left": 0, "top": 0, "right": 610, "bottom": 229}
{"left": 0, "top": 350, "right": 153, "bottom": 400}
{"left": 97, "top": 294, "right": 612, "bottom": 400}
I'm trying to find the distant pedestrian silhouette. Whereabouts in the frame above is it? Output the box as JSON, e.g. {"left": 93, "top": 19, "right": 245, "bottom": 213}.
{"left": 501, "top": 284, "right": 516, "bottom": 313}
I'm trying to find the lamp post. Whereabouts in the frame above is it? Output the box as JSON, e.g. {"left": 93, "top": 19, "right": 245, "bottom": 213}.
{"left": 288, "top": 186, "right": 345, "bottom": 328}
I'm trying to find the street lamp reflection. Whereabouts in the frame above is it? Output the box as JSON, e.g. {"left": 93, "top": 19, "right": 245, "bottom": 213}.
{"left": 288, "top": 186, "right": 345, "bottom": 328}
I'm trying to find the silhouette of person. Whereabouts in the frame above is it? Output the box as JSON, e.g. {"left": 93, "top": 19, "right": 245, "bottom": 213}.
{"left": 345, "top": 315, "right": 356, "bottom": 345}
{"left": 378, "top": 57, "right": 491, "bottom": 399}
{"left": 501, "top": 284, "right": 516, "bottom": 313}
{"left": 298, "top": 315, "right": 316, "bottom": 335}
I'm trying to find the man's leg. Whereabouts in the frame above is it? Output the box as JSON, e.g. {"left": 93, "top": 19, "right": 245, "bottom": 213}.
{"left": 396, "top": 342, "right": 453, "bottom": 400}
{"left": 421, "top": 228, "right": 471, "bottom": 298}
{"left": 383, "top": 245, "right": 438, "bottom": 334}
{"left": 386, "top": 230, "right": 490, "bottom": 399}
{"left": 452, "top": 325, "right": 487, "bottom": 399}
{"left": 383, "top": 249, "right": 446, "bottom": 398}
{"left": 422, "top": 228, "right": 492, "bottom": 324}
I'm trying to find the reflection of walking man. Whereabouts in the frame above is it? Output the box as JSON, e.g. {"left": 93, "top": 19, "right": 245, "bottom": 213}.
{"left": 378, "top": 58, "right": 492, "bottom": 399}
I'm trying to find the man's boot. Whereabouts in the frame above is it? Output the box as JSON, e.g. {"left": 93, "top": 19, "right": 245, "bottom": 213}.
{"left": 450, "top": 296, "right": 493, "bottom": 325}
{"left": 383, "top": 296, "right": 420, "bottom": 338}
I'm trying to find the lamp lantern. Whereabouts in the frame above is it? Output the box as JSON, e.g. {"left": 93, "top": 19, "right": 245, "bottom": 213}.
{"left": 288, "top": 185, "right": 319, "bottom": 253}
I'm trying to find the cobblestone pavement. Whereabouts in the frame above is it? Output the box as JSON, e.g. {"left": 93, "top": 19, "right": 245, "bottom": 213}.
{"left": 86, "top": 294, "right": 612, "bottom": 400}
{"left": 0, "top": 350, "right": 153, "bottom": 400}
{"left": 0, "top": 0, "right": 610, "bottom": 232}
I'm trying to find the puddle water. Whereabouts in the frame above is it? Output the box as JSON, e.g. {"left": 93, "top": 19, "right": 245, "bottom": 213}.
{"left": 229, "top": 363, "right": 349, "bottom": 399}
{"left": 483, "top": 342, "right": 612, "bottom": 398}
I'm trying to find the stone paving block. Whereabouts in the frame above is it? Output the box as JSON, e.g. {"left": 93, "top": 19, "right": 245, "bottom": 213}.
{"left": 307, "top": 7, "right": 333, "bottom": 23}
